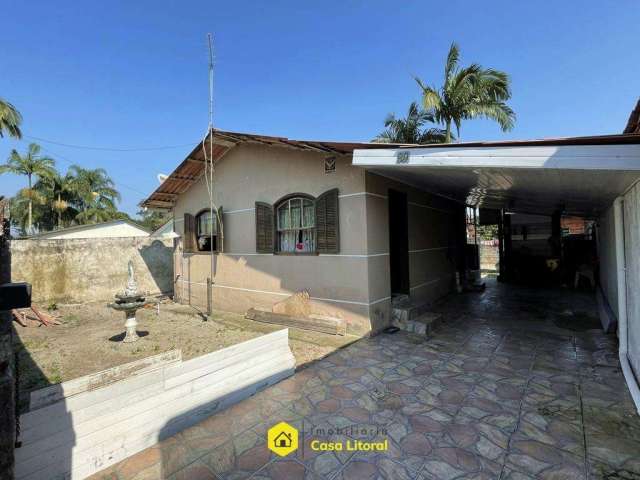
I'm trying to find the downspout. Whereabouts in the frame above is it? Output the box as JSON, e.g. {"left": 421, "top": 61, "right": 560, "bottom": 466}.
{"left": 613, "top": 196, "right": 640, "bottom": 413}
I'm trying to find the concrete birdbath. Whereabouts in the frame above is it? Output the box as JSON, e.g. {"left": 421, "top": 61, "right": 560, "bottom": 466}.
{"left": 108, "top": 260, "right": 147, "bottom": 343}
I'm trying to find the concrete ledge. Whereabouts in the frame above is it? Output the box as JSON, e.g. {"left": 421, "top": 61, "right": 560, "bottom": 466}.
{"left": 246, "top": 307, "right": 346, "bottom": 335}
{"left": 15, "top": 329, "right": 295, "bottom": 480}
{"left": 29, "top": 350, "right": 182, "bottom": 410}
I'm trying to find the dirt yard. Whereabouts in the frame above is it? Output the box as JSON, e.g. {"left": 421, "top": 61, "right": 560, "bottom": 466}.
{"left": 13, "top": 301, "right": 358, "bottom": 408}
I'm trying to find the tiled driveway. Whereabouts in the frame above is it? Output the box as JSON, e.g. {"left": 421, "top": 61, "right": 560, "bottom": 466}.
{"left": 93, "top": 281, "right": 640, "bottom": 479}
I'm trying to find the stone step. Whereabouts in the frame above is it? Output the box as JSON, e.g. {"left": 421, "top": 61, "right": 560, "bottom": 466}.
{"left": 391, "top": 299, "right": 433, "bottom": 324}
{"left": 393, "top": 311, "right": 443, "bottom": 336}
{"left": 391, "top": 294, "right": 411, "bottom": 307}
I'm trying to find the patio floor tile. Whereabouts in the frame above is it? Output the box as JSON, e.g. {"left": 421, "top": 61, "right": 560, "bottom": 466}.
{"left": 89, "top": 280, "right": 640, "bottom": 480}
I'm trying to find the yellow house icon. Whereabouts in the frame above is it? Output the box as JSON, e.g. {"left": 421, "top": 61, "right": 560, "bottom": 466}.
{"left": 267, "top": 422, "right": 298, "bottom": 457}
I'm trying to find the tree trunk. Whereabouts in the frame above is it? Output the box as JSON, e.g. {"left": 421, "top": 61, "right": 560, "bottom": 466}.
{"left": 57, "top": 194, "right": 62, "bottom": 229}
{"left": 27, "top": 174, "right": 32, "bottom": 233}
{"left": 445, "top": 121, "right": 452, "bottom": 143}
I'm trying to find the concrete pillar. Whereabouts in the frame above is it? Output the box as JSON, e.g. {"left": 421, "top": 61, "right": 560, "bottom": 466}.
{"left": 498, "top": 210, "right": 505, "bottom": 281}
{"left": 551, "top": 210, "right": 562, "bottom": 258}
{"left": 503, "top": 212, "right": 513, "bottom": 281}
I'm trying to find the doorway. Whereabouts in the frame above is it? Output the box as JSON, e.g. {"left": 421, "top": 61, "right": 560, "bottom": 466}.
{"left": 388, "top": 189, "right": 410, "bottom": 295}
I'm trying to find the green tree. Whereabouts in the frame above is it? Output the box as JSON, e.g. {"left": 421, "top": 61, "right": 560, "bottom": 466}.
{"left": 415, "top": 42, "right": 515, "bottom": 143}
{"left": 0, "top": 98, "right": 22, "bottom": 139}
{"left": 74, "top": 205, "right": 119, "bottom": 224}
{"left": 69, "top": 165, "right": 121, "bottom": 223}
{"left": 374, "top": 102, "right": 449, "bottom": 144}
{"left": 137, "top": 208, "right": 169, "bottom": 232}
{"left": 38, "top": 172, "right": 79, "bottom": 229}
{"left": 0, "top": 143, "right": 56, "bottom": 232}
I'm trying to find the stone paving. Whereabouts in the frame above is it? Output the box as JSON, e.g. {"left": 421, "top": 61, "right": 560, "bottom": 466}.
{"left": 91, "top": 281, "right": 640, "bottom": 480}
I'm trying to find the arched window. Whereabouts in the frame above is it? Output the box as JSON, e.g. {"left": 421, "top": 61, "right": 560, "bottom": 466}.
{"left": 195, "top": 209, "right": 217, "bottom": 251}
{"left": 255, "top": 189, "right": 338, "bottom": 254}
{"left": 276, "top": 196, "right": 315, "bottom": 253}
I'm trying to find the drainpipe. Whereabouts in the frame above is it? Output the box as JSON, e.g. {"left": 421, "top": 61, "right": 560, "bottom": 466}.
{"left": 613, "top": 196, "right": 640, "bottom": 414}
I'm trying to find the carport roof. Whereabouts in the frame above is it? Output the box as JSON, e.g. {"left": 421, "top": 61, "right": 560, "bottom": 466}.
{"left": 352, "top": 135, "right": 640, "bottom": 217}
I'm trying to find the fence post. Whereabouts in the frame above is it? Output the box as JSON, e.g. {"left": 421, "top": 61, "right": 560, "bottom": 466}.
{"left": 206, "top": 277, "right": 212, "bottom": 316}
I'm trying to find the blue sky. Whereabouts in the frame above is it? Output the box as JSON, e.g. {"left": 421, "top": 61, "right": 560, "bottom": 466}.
{"left": 1, "top": 1, "right": 638, "bottom": 216}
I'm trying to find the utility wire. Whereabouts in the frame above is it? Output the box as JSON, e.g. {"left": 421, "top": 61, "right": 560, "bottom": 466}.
{"left": 37, "top": 145, "right": 150, "bottom": 197}
{"left": 24, "top": 135, "right": 197, "bottom": 152}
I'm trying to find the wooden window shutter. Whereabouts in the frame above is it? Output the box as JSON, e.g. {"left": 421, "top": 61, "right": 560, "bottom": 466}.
{"left": 316, "top": 188, "right": 339, "bottom": 254}
{"left": 215, "top": 206, "right": 223, "bottom": 252}
{"left": 255, "top": 202, "right": 274, "bottom": 253}
{"left": 183, "top": 213, "right": 197, "bottom": 253}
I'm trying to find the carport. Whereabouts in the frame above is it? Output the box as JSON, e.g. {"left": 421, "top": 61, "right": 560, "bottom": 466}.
{"left": 352, "top": 133, "right": 640, "bottom": 413}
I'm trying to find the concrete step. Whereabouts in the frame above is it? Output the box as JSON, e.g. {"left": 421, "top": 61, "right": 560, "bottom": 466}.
{"left": 391, "top": 299, "right": 433, "bottom": 324}
{"left": 393, "top": 311, "right": 443, "bottom": 336}
{"left": 391, "top": 294, "right": 411, "bottom": 308}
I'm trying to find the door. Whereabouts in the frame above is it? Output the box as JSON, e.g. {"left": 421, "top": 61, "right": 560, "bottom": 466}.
{"left": 388, "top": 189, "right": 410, "bottom": 295}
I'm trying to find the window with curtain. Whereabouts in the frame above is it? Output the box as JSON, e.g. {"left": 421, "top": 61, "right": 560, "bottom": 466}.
{"left": 276, "top": 197, "right": 315, "bottom": 253}
{"left": 196, "top": 209, "right": 217, "bottom": 251}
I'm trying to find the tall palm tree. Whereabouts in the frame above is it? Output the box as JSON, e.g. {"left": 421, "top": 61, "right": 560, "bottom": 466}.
{"left": 0, "top": 143, "right": 55, "bottom": 232}
{"left": 69, "top": 165, "right": 120, "bottom": 223}
{"left": 0, "top": 98, "right": 22, "bottom": 139}
{"left": 39, "top": 172, "right": 78, "bottom": 229}
{"left": 374, "top": 101, "right": 449, "bottom": 144}
{"left": 415, "top": 43, "right": 515, "bottom": 143}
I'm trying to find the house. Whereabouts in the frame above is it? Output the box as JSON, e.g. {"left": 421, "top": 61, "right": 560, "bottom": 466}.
{"left": 141, "top": 132, "right": 454, "bottom": 336}
{"left": 273, "top": 431, "right": 292, "bottom": 448}
{"left": 29, "top": 219, "right": 150, "bottom": 240}
{"left": 142, "top": 106, "right": 640, "bottom": 410}
{"left": 150, "top": 218, "right": 179, "bottom": 238}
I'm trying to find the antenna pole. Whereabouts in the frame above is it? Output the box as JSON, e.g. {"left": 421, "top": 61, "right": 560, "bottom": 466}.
{"left": 207, "top": 33, "right": 215, "bottom": 317}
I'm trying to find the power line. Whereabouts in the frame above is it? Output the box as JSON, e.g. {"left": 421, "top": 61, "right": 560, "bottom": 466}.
{"left": 37, "top": 145, "right": 150, "bottom": 197}
{"left": 24, "top": 135, "right": 197, "bottom": 152}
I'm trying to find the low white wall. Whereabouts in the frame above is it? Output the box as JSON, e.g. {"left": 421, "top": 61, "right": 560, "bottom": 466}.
{"left": 15, "top": 329, "right": 295, "bottom": 480}
{"left": 623, "top": 183, "right": 640, "bottom": 384}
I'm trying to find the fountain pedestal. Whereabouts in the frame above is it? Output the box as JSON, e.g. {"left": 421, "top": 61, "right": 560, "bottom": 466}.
{"left": 108, "top": 261, "right": 147, "bottom": 343}
{"left": 123, "top": 309, "right": 139, "bottom": 343}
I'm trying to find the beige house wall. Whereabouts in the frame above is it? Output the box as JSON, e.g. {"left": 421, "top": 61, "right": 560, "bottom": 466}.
{"left": 171, "top": 144, "right": 462, "bottom": 336}
{"left": 172, "top": 143, "right": 375, "bottom": 335}
{"left": 364, "top": 172, "right": 462, "bottom": 326}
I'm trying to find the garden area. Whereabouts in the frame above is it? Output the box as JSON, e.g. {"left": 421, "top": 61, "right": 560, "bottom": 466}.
{"left": 13, "top": 301, "right": 358, "bottom": 409}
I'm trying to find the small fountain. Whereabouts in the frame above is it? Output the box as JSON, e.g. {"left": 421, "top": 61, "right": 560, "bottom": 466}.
{"left": 108, "top": 260, "right": 147, "bottom": 343}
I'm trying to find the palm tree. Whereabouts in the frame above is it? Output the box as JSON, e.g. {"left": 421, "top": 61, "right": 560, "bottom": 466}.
{"left": 39, "top": 172, "right": 78, "bottom": 229}
{"left": 0, "top": 98, "right": 22, "bottom": 139}
{"left": 0, "top": 143, "right": 56, "bottom": 232}
{"left": 415, "top": 42, "right": 515, "bottom": 143}
{"left": 374, "top": 101, "right": 449, "bottom": 144}
{"left": 69, "top": 165, "right": 120, "bottom": 223}
{"left": 74, "top": 205, "right": 119, "bottom": 224}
